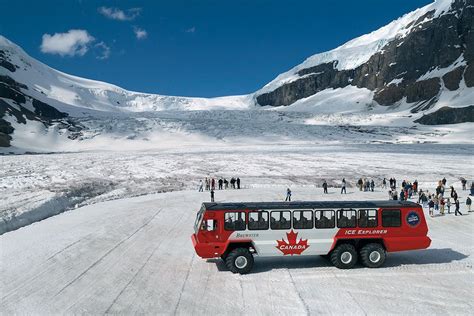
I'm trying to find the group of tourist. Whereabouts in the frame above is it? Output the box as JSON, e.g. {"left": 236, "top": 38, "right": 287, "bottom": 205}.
{"left": 198, "top": 177, "right": 242, "bottom": 202}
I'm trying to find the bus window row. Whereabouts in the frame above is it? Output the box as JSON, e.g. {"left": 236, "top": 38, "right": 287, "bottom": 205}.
{"left": 224, "top": 209, "right": 401, "bottom": 231}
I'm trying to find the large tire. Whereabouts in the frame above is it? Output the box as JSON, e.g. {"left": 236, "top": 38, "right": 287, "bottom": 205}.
{"left": 330, "top": 243, "right": 357, "bottom": 269}
{"left": 225, "top": 248, "right": 254, "bottom": 274}
{"left": 360, "top": 243, "right": 386, "bottom": 268}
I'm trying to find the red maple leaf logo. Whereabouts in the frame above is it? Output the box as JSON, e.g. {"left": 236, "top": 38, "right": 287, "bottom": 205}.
{"left": 276, "top": 230, "right": 309, "bottom": 255}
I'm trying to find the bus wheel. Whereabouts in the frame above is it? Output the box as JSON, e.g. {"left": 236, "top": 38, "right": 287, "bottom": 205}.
{"left": 330, "top": 244, "right": 357, "bottom": 269}
{"left": 360, "top": 243, "right": 386, "bottom": 268}
{"left": 225, "top": 248, "right": 254, "bottom": 274}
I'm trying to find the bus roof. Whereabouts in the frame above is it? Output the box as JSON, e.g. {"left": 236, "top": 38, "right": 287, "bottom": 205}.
{"left": 202, "top": 200, "right": 420, "bottom": 211}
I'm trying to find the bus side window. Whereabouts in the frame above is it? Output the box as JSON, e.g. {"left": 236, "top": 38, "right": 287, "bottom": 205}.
{"left": 337, "top": 209, "right": 356, "bottom": 228}
{"left": 358, "top": 209, "right": 377, "bottom": 228}
{"left": 224, "top": 212, "right": 246, "bottom": 231}
{"left": 382, "top": 209, "right": 401, "bottom": 227}
{"left": 248, "top": 211, "right": 269, "bottom": 230}
{"left": 293, "top": 210, "right": 313, "bottom": 229}
{"left": 315, "top": 210, "right": 335, "bottom": 229}
{"left": 271, "top": 211, "right": 291, "bottom": 230}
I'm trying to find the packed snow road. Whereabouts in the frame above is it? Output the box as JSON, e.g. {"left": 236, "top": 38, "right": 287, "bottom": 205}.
{"left": 1, "top": 187, "right": 473, "bottom": 315}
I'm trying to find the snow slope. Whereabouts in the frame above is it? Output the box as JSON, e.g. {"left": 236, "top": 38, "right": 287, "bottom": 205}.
{"left": 0, "top": 36, "right": 251, "bottom": 113}
{"left": 1, "top": 186, "right": 473, "bottom": 314}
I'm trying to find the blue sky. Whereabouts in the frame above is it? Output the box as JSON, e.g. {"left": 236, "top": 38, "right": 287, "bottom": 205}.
{"left": 0, "top": 0, "right": 433, "bottom": 97}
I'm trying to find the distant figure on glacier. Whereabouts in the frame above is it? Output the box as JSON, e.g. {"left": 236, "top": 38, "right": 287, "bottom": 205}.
{"left": 400, "top": 190, "right": 405, "bottom": 201}
{"left": 442, "top": 177, "right": 447, "bottom": 186}
{"left": 370, "top": 180, "right": 375, "bottom": 192}
{"left": 428, "top": 199, "right": 434, "bottom": 216}
{"left": 466, "top": 196, "right": 472, "bottom": 212}
{"left": 341, "top": 178, "right": 346, "bottom": 194}
{"left": 210, "top": 189, "right": 215, "bottom": 202}
{"left": 446, "top": 198, "right": 451, "bottom": 214}
{"left": 218, "top": 178, "right": 223, "bottom": 190}
{"left": 382, "top": 178, "right": 387, "bottom": 189}
{"left": 230, "top": 177, "right": 236, "bottom": 189}
{"left": 460, "top": 178, "right": 466, "bottom": 190}
{"left": 471, "top": 182, "right": 474, "bottom": 196}
{"left": 323, "top": 180, "right": 328, "bottom": 194}
{"left": 454, "top": 199, "right": 462, "bottom": 216}
{"left": 358, "top": 178, "right": 363, "bottom": 191}
{"left": 392, "top": 190, "right": 398, "bottom": 200}
{"left": 205, "top": 178, "right": 210, "bottom": 191}
{"left": 211, "top": 178, "right": 216, "bottom": 190}
{"left": 237, "top": 178, "right": 241, "bottom": 189}
{"left": 198, "top": 180, "right": 203, "bottom": 192}
{"left": 224, "top": 178, "right": 229, "bottom": 189}
{"left": 285, "top": 188, "right": 292, "bottom": 201}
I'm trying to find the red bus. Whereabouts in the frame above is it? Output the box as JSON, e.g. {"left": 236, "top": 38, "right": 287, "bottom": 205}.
{"left": 191, "top": 200, "right": 431, "bottom": 274}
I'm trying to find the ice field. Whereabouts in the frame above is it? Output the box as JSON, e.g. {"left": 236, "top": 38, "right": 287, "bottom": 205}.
{"left": 1, "top": 186, "right": 473, "bottom": 315}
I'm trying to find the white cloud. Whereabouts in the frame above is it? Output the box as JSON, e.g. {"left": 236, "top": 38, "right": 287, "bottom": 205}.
{"left": 185, "top": 26, "right": 196, "bottom": 33}
{"left": 40, "top": 30, "right": 94, "bottom": 57}
{"left": 133, "top": 27, "right": 148, "bottom": 40}
{"left": 98, "top": 7, "right": 141, "bottom": 21}
{"left": 95, "top": 42, "right": 111, "bottom": 60}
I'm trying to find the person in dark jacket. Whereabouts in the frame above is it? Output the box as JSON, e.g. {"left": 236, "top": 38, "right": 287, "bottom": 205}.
{"left": 218, "top": 178, "right": 223, "bottom": 190}
{"left": 454, "top": 199, "right": 462, "bottom": 216}
{"left": 370, "top": 180, "right": 375, "bottom": 192}
{"left": 466, "top": 196, "right": 472, "bottom": 212}
{"left": 400, "top": 190, "right": 405, "bottom": 201}
{"left": 358, "top": 178, "right": 363, "bottom": 191}
{"left": 323, "top": 180, "right": 328, "bottom": 194}
{"left": 210, "top": 189, "right": 215, "bottom": 202}
{"left": 237, "top": 177, "right": 241, "bottom": 189}
{"left": 285, "top": 188, "right": 292, "bottom": 201}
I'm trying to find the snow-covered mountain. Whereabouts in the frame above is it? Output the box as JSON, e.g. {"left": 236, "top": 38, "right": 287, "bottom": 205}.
{"left": 1, "top": 0, "right": 473, "bottom": 151}
{"left": 256, "top": 0, "right": 474, "bottom": 115}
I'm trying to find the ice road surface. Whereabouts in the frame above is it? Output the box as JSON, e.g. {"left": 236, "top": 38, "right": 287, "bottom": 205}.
{"left": 1, "top": 186, "right": 473, "bottom": 315}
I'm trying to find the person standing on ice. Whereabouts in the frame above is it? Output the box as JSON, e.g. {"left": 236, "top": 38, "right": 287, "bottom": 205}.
{"left": 428, "top": 199, "right": 434, "bottom": 216}
{"left": 446, "top": 198, "right": 451, "bottom": 214}
{"left": 323, "top": 180, "right": 328, "bottom": 194}
{"left": 224, "top": 178, "right": 229, "bottom": 189}
{"left": 211, "top": 178, "right": 216, "bottom": 190}
{"left": 442, "top": 177, "right": 447, "bottom": 186}
{"left": 466, "top": 196, "right": 472, "bottom": 212}
{"left": 341, "top": 178, "right": 347, "bottom": 194}
{"left": 198, "top": 180, "right": 204, "bottom": 192}
{"left": 237, "top": 178, "right": 241, "bottom": 189}
{"left": 210, "top": 189, "right": 215, "bottom": 202}
{"left": 454, "top": 199, "right": 462, "bottom": 216}
{"left": 358, "top": 178, "right": 363, "bottom": 191}
{"left": 285, "top": 188, "right": 292, "bottom": 201}
{"left": 461, "top": 178, "right": 467, "bottom": 190}
{"left": 218, "top": 178, "right": 223, "bottom": 190}
{"left": 370, "top": 180, "right": 375, "bottom": 192}
{"left": 440, "top": 198, "right": 445, "bottom": 215}
{"left": 382, "top": 178, "right": 387, "bottom": 189}
{"left": 205, "top": 178, "right": 210, "bottom": 191}
{"left": 400, "top": 190, "right": 405, "bottom": 201}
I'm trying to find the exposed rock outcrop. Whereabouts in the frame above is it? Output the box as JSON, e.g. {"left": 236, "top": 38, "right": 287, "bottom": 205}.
{"left": 415, "top": 105, "right": 474, "bottom": 124}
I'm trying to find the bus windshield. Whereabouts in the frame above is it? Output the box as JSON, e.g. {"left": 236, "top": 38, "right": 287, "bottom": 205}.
{"left": 194, "top": 205, "right": 205, "bottom": 234}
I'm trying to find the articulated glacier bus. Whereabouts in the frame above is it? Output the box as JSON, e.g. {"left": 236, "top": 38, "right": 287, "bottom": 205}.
{"left": 191, "top": 200, "right": 431, "bottom": 274}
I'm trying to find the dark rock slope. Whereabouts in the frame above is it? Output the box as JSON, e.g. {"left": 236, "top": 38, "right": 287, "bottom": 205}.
{"left": 256, "top": 0, "right": 473, "bottom": 116}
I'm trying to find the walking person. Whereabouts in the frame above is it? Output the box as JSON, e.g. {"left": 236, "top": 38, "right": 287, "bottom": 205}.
{"left": 454, "top": 199, "right": 462, "bottom": 216}
{"left": 198, "top": 180, "right": 204, "bottom": 192}
{"left": 446, "top": 198, "right": 451, "bottom": 214}
{"left": 382, "top": 178, "right": 387, "bottom": 189}
{"left": 285, "top": 188, "right": 292, "bottom": 201}
{"left": 323, "top": 180, "right": 328, "bottom": 194}
{"left": 210, "top": 189, "right": 215, "bottom": 202}
{"left": 237, "top": 177, "right": 241, "bottom": 189}
{"left": 341, "top": 178, "right": 346, "bottom": 194}
{"left": 466, "top": 196, "right": 472, "bottom": 212}
{"left": 205, "top": 177, "right": 210, "bottom": 191}
{"left": 370, "top": 180, "right": 375, "bottom": 192}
